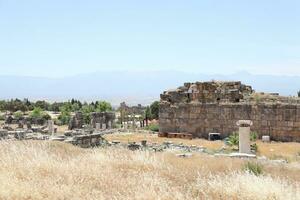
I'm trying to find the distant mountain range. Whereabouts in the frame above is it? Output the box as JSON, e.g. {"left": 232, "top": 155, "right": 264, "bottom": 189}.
{"left": 0, "top": 70, "right": 299, "bottom": 106}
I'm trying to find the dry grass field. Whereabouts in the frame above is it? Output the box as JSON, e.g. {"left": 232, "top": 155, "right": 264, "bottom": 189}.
{"left": 0, "top": 140, "right": 299, "bottom": 200}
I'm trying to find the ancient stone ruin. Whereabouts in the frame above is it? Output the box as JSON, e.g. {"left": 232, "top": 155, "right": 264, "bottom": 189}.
{"left": 237, "top": 120, "right": 252, "bottom": 154}
{"left": 90, "top": 112, "right": 115, "bottom": 129}
{"left": 159, "top": 81, "right": 300, "bottom": 142}
{"left": 69, "top": 112, "right": 84, "bottom": 130}
{"left": 69, "top": 111, "right": 115, "bottom": 130}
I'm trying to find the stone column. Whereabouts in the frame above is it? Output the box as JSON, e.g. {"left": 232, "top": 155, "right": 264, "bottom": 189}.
{"left": 48, "top": 120, "right": 55, "bottom": 136}
{"left": 236, "top": 120, "right": 253, "bottom": 154}
{"left": 102, "top": 123, "right": 106, "bottom": 130}
{"left": 108, "top": 121, "right": 112, "bottom": 129}
{"left": 96, "top": 123, "right": 101, "bottom": 131}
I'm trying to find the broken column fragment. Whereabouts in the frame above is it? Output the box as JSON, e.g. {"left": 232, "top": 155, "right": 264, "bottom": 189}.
{"left": 236, "top": 120, "right": 253, "bottom": 154}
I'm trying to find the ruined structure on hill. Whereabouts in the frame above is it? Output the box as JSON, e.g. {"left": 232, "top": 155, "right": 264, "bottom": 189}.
{"left": 159, "top": 81, "right": 300, "bottom": 142}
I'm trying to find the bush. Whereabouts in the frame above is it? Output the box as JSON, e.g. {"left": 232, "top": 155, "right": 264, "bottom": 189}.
{"left": 29, "top": 107, "right": 51, "bottom": 125}
{"left": 95, "top": 101, "right": 112, "bottom": 112}
{"left": 227, "top": 132, "right": 258, "bottom": 147}
{"left": 251, "top": 143, "right": 258, "bottom": 152}
{"left": 150, "top": 101, "right": 160, "bottom": 120}
{"left": 145, "top": 124, "right": 159, "bottom": 132}
{"left": 250, "top": 132, "right": 258, "bottom": 141}
{"left": 227, "top": 132, "right": 239, "bottom": 146}
{"left": 58, "top": 112, "right": 71, "bottom": 125}
{"left": 13, "top": 110, "right": 24, "bottom": 120}
{"left": 54, "top": 118, "right": 62, "bottom": 126}
{"left": 0, "top": 115, "right": 5, "bottom": 121}
{"left": 42, "top": 113, "right": 51, "bottom": 121}
{"left": 243, "top": 161, "right": 263, "bottom": 176}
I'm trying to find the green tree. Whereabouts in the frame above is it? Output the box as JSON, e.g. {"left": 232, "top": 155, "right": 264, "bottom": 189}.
{"left": 0, "top": 100, "right": 5, "bottom": 112}
{"left": 144, "top": 106, "right": 151, "bottom": 126}
{"left": 58, "top": 111, "right": 71, "bottom": 125}
{"left": 35, "top": 100, "right": 50, "bottom": 110}
{"left": 29, "top": 107, "right": 51, "bottom": 124}
{"left": 71, "top": 103, "right": 81, "bottom": 112}
{"left": 58, "top": 105, "right": 71, "bottom": 125}
{"left": 50, "top": 102, "right": 63, "bottom": 112}
{"left": 80, "top": 104, "right": 95, "bottom": 124}
{"left": 150, "top": 101, "right": 160, "bottom": 119}
{"left": 95, "top": 101, "right": 112, "bottom": 112}
{"left": 30, "top": 107, "right": 43, "bottom": 119}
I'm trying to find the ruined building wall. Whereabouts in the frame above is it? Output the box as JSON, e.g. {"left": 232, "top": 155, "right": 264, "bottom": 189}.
{"left": 90, "top": 112, "right": 115, "bottom": 129}
{"left": 159, "top": 81, "right": 300, "bottom": 142}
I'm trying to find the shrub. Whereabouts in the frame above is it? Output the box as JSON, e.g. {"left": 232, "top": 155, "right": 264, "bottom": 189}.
{"left": 145, "top": 124, "right": 159, "bottom": 132}
{"left": 150, "top": 101, "right": 160, "bottom": 119}
{"left": 58, "top": 112, "right": 71, "bottom": 125}
{"left": 42, "top": 113, "right": 51, "bottom": 121}
{"left": 54, "top": 118, "right": 62, "bottom": 126}
{"left": 250, "top": 132, "right": 258, "bottom": 141}
{"left": 251, "top": 143, "right": 258, "bottom": 152}
{"left": 227, "top": 132, "right": 258, "bottom": 147}
{"left": 243, "top": 161, "right": 263, "bottom": 176}
{"left": 30, "top": 107, "right": 43, "bottom": 119}
{"left": 29, "top": 107, "right": 51, "bottom": 124}
{"left": 13, "top": 110, "right": 24, "bottom": 120}
{"left": 0, "top": 114, "right": 5, "bottom": 121}
{"left": 227, "top": 132, "right": 239, "bottom": 146}
{"left": 95, "top": 101, "right": 112, "bottom": 112}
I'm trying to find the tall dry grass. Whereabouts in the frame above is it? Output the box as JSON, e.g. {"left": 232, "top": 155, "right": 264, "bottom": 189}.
{"left": 0, "top": 140, "right": 299, "bottom": 200}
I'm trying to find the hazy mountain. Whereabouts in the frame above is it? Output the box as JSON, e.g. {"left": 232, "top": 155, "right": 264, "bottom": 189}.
{"left": 0, "top": 70, "right": 299, "bottom": 105}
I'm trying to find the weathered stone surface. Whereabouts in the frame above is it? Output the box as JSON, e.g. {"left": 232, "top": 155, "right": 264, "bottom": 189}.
{"left": 90, "top": 112, "right": 115, "bottom": 129}
{"left": 69, "top": 112, "right": 84, "bottom": 130}
{"left": 160, "top": 81, "right": 300, "bottom": 142}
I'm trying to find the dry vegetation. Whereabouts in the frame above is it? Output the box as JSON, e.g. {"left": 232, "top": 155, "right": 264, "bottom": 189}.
{"left": 0, "top": 140, "right": 299, "bottom": 200}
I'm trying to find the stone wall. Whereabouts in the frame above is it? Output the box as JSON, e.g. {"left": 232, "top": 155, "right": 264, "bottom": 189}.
{"left": 69, "top": 112, "right": 84, "bottom": 130}
{"left": 159, "top": 81, "right": 300, "bottom": 142}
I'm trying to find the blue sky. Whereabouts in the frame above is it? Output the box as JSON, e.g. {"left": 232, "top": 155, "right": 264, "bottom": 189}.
{"left": 0, "top": 0, "right": 299, "bottom": 77}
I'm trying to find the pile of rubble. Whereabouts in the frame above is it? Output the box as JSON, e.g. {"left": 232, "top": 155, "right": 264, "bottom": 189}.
{"left": 107, "top": 140, "right": 207, "bottom": 153}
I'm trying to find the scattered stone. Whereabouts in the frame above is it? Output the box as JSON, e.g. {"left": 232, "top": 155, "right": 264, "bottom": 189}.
{"left": 262, "top": 135, "right": 271, "bottom": 143}
{"left": 176, "top": 153, "right": 193, "bottom": 158}
{"left": 2, "top": 125, "right": 13, "bottom": 131}
{"left": 5, "top": 115, "right": 13, "bottom": 124}
{"left": 127, "top": 142, "right": 141, "bottom": 151}
{"left": 229, "top": 153, "right": 256, "bottom": 158}
{"left": 13, "top": 130, "right": 27, "bottom": 140}
{"left": 0, "top": 129, "right": 8, "bottom": 139}
{"left": 112, "top": 140, "right": 121, "bottom": 145}
{"left": 69, "top": 112, "right": 84, "bottom": 130}
{"left": 141, "top": 140, "right": 147, "bottom": 146}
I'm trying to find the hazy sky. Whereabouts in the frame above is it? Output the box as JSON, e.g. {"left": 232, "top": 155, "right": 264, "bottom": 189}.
{"left": 0, "top": 0, "right": 299, "bottom": 77}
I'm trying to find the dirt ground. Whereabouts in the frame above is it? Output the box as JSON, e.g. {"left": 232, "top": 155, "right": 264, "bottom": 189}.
{"left": 104, "top": 132, "right": 300, "bottom": 161}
